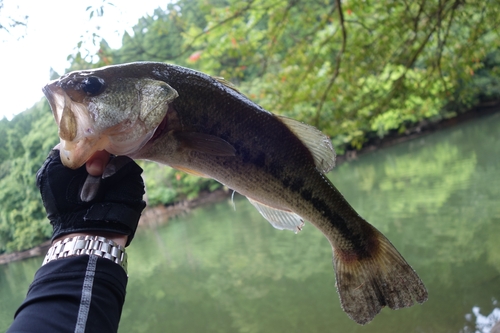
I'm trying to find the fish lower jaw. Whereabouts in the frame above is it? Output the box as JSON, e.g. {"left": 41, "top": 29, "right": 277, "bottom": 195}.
{"left": 59, "top": 136, "right": 110, "bottom": 169}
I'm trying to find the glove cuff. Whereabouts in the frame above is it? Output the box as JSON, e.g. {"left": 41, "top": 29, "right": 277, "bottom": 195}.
{"left": 51, "top": 201, "right": 145, "bottom": 247}
{"left": 85, "top": 202, "right": 145, "bottom": 246}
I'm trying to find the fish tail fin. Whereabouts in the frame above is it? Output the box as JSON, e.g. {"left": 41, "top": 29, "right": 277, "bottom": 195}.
{"left": 332, "top": 224, "right": 428, "bottom": 325}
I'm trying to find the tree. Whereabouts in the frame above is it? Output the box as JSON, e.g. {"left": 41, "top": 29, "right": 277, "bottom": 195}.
{"left": 0, "top": 101, "right": 58, "bottom": 253}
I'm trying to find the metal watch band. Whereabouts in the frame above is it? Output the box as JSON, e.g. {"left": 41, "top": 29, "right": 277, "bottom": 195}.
{"left": 42, "top": 235, "right": 127, "bottom": 273}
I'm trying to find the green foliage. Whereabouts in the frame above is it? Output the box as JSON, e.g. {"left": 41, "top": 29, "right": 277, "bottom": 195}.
{"left": 171, "top": 0, "right": 500, "bottom": 152}
{"left": 0, "top": 101, "right": 58, "bottom": 253}
{"left": 366, "top": 65, "right": 448, "bottom": 139}
{"left": 107, "top": 8, "right": 188, "bottom": 65}
{"left": 140, "top": 161, "right": 222, "bottom": 206}
{"left": 446, "top": 49, "right": 500, "bottom": 112}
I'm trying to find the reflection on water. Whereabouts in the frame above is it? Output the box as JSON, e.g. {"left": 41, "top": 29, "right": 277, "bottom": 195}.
{"left": 0, "top": 257, "right": 41, "bottom": 332}
{"left": 463, "top": 301, "right": 500, "bottom": 333}
{"left": 1, "top": 113, "right": 499, "bottom": 332}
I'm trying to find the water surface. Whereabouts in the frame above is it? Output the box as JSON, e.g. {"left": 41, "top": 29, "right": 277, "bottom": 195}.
{"left": 1, "top": 113, "right": 499, "bottom": 332}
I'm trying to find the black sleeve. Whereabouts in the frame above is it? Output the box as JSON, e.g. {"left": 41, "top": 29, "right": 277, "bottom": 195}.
{"left": 7, "top": 255, "right": 128, "bottom": 333}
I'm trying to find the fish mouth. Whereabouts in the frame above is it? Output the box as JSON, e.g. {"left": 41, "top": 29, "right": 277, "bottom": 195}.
{"left": 43, "top": 76, "right": 176, "bottom": 169}
{"left": 43, "top": 81, "right": 110, "bottom": 169}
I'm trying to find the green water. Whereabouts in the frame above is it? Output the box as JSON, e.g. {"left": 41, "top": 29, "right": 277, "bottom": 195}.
{"left": 1, "top": 113, "right": 499, "bottom": 332}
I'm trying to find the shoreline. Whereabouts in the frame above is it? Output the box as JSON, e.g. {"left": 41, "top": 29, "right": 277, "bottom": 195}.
{"left": 0, "top": 189, "right": 232, "bottom": 265}
{"left": 139, "top": 187, "right": 232, "bottom": 227}
{"left": 335, "top": 101, "right": 500, "bottom": 164}
{"left": 1, "top": 103, "right": 498, "bottom": 265}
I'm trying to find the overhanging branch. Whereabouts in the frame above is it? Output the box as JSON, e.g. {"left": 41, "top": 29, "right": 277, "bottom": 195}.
{"left": 314, "top": 0, "right": 347, "bottom": 126}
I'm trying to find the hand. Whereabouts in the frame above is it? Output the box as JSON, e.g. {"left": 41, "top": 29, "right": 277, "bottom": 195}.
{"left": 36, "top": 149, "right": 146, "bottom": 246}
{"left": 85, "top": 149, "right": 111, "bottom": 176}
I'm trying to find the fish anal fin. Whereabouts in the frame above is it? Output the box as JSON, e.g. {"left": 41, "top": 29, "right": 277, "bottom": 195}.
{"left": 333, "top": 225, "right": 428, "bottom": 325}
{"left": 172, "top": 165, "right": 209, "bottom": 178}
{"left": 247, "top": 197, "right": 305, "bottom": 233}
{"left": 277, "top": 116, "right": 336, "bottom": 173}
{"left": 175, "top": 132, "right": 236, "bottom": 157}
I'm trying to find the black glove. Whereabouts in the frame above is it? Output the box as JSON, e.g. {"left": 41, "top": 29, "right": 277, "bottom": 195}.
{"left": 36, "top": 150, "right": 146, "bottom": 246}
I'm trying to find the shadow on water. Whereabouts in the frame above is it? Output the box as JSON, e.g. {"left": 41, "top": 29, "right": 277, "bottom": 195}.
{"left": 1, "top": 113, "right": 499, "bottom": 332}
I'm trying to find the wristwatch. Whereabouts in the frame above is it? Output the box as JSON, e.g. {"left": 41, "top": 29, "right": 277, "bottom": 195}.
{"left": 42, "top": 235, "right": 127, "bottom": 273}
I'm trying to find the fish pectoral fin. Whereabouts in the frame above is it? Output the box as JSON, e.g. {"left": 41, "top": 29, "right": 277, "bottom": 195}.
{"left": 247, "top": 197, "right": 305, "bottom": 233}
{"left": 175, "top": 132, "right": 236, "bottom": 157}
{"left": 277, "top": 116, "right": 336, "bottom": 174}
{"left": 172, "top": 165, "right": 209, "bottom": 178}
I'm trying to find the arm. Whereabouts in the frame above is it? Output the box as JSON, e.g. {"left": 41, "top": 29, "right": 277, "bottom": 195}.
{"left": 7, "top": 150, "right": 146, "bottom": 333}
{"left": 8, "top": 253, "right": 127, "bottom": 333}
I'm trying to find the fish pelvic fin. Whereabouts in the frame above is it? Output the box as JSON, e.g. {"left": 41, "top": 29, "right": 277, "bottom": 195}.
{"left": 333, "top": 225, "right": 428, "bottom": 325}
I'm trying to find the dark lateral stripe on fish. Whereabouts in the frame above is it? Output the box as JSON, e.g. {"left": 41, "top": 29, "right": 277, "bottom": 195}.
{"left": 268, "top": 160, "right": 285, "bottom": 179}
{"left": 226, "top": 124, "right": 374, "bottom": 257}
{"left": 311, "top": 197, "right": 374, "bottom": 258}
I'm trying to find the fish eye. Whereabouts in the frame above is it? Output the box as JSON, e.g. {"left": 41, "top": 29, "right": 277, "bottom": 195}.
{"left": 82, "top": 76, "right": 105, "bottom": 96}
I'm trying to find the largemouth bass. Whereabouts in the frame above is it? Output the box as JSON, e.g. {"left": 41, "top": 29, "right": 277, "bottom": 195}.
{"left": 42, "top": 62, "right": 427, "bottom": 324}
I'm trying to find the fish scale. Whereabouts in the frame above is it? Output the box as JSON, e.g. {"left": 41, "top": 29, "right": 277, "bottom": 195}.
{"left": 42, "top": 61, "right": 428, "bottom": 325}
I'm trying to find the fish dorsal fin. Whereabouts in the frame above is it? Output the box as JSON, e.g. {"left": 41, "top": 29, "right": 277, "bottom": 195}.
{"left": 277, "top": 116, "right": 336, "bottom": 173}
{"left": 247, "top": 197, "right": 305, "bottom": 234}
{"left": 175, "top": 132, "right": 236, "bottom": 156}
{"left": 213, "top": 76, "right": 241, "bottom": 93}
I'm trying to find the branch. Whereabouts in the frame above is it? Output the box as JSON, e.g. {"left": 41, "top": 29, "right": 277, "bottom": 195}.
{"left": 435, "top": 0, "right": 460, "bottom": 93}
{"left": 314, "top": 0, "right": 347, "bottom": 126}
{"left": 281, "top": 3, "right": 339, "bottom": 97}
{"left": 375, "top": 0, "right": 460, "bottom": 114}
{"left": 258, "top": 0, "right": 298, "bottom": 76}
{"left": 344, "top": 19, "right": 373, "bottom": 35}
{"left": 413, "top": 0, "right": 426, "bottom": 33}
{"left": 132, "top": 1, "right": 256, "bottom": 61}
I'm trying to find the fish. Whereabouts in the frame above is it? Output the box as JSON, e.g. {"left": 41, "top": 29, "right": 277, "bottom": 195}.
{"left": 42, "top": 61, "right": 428, "bottom": 325}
